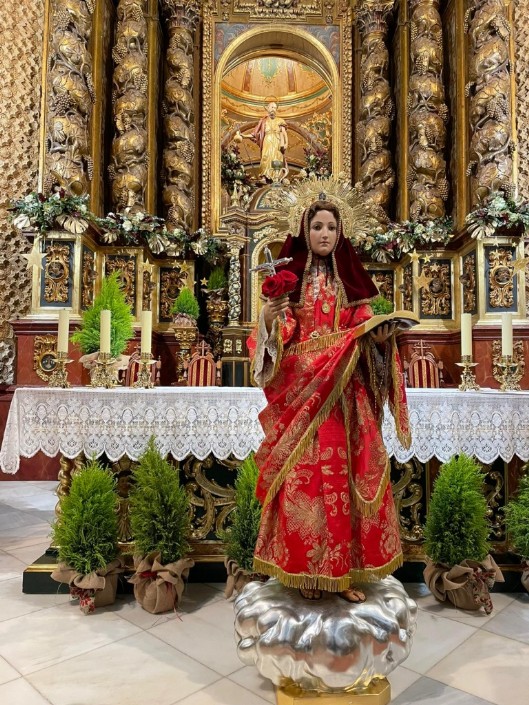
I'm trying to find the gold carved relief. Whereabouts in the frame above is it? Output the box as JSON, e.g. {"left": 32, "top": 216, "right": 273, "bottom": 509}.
{"left": 159, "top": 266, "right": 188, "bottom": 320}
{"left": 33, "top": 335, "right": 58, "bottom": 382}
{"left": 44, "top": 0, "right": 95, "bottom": 195}
{"left": 81, "top": 247, "right": 96, "bottom": 309}
{"left": 407, "top": 0, "right": 449, "bottom": 220}
{"left": 232, "top": 0, "right": 322, "bottom": 21}
{"left": 182, "top": 455, "right": 236, "bottom": 541}
{"left": 392, "top": 459, "right": 425, "bottom": 543}
{"left": 488, "top": 248, "right": 514, "bottom": 308}
{"left": 105, "top": 255, "right": 137, "bottom": 308}
{"left": 420, "top": 261, "right": 451, "bottom": 317}
{"left": 109, "top": 0, "right": 149, "bottom": 211}
{"left": 160, "top": 1, "right": 200, "bottom": 231}
{"left": 371, "top": 270, "right": 394, "bottom": 305}
{"left": 465, "top": 0, "right": 514, "bottom": 205}
{"left": 44, "top": 243, "right": 71, "bottom": 303}
{"left": 355, "top": 0, "right": 395, "bottom": 222}
{"left": 483, "top": 464, "right": 506, "bottom": 542}
{"left": 401, "top": 263, "right": 413, "bottom": 311}
{"left": 461, "top": 251, "right": 477, "bottom": 313}
{"left": 515, "top": 4, "right": 529, "bottom": 201}
{"left": 0, "top": 0, "right": 43, "bottom": 384}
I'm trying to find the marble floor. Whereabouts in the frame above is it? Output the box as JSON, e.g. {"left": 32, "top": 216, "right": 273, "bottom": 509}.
{"left": 0, "top": 482, "right": 528, "bottom": 705}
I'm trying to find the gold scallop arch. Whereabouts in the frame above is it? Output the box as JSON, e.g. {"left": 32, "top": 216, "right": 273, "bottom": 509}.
{"left": 208, "top": 25, "right": 342, "bottom": 231}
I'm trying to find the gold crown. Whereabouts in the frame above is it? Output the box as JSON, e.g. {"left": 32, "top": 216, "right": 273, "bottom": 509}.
{"left": 272, "top": 174, "right": 380, "bottom": 244}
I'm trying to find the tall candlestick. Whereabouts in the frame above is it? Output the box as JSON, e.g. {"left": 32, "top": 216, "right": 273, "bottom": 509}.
{"left": 501, "top": 313, "right": 513, "bottom": 357}
{"left": 57, "top": 309, "right": 70, "bottom": 353}
{"left": 100, "top": 309, "right": 111, "bottom": 354}
{"left": 140, "top": 310, "right": 152, "bottom": 355}
{"left": 460, "top": 313, "right": 472, "bottom": 358}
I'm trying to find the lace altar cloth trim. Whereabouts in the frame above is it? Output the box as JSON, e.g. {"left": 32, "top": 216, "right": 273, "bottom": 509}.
{"left": 0, "top": 387, "right": 267, "bottom": 474}
{"left": 382, "top": 388, "right": 529, "bottom": 465}
{"left": 1, "top": 387, "right": 529, "bottom": 474}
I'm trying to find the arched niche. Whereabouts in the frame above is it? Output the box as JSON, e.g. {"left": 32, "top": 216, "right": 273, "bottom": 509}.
{"left": 210, "top": 25, "right": 342, "bottom": 231}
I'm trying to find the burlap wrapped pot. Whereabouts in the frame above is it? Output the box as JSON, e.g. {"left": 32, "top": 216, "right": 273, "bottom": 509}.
{"left": 51, "top": 559, "right": 123, "bottom": 614}
{"left": 224, "top": 557, "right": 268, "bottom": 599}
{"left": 424, "top": 555, "right": 504, "bottom": 615}
{"left": 129, "top": 553, "right": 194, "bottom": 613}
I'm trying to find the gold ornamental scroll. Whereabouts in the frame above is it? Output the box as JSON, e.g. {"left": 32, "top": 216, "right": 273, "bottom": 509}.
{"left": 465, "top": 0, "right": 515, "bottom": 206}
{"left": 110, "top": 0, "right": 149, "bottom": 212}
{"left": 43, "top": 0, "right": 95, "bottom": 196}
{"left": 355, "top": 0, "right": 395, "bottom": 223}
{"left": 515, "top": 0, "right": 529, "bottom": 201}
{"left": 160, "top": 0, "right": 200, "bottom": 232}
{"left": 407, "top": 0, "right": 449, "bottom": 220}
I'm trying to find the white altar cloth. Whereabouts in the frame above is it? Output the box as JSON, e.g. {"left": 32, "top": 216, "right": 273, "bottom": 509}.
{"left": 1, "top": 386, "right": 529, "bottom": 474}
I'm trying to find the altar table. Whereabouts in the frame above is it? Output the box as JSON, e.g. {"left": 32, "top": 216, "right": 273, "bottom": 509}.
{"left": 2, "top": 387, "right": 529, "bottom": 475}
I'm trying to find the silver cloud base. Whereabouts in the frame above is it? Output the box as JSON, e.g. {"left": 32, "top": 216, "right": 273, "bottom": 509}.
{"left": 234, "top": 576, "right": 417, "bottom": 693}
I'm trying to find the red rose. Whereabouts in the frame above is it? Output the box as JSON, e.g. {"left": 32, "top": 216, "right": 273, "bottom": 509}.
{"left": 262, "top": 270, "right": 298, "bottom": 298}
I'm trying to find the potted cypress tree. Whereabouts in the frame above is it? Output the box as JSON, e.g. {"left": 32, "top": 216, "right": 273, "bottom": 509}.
{"left": 220, "top": 454, "right": 265, "bottom": 599}
{"left": 171, "top": 287, "right": 200, "bottom": 384}
{"left": 51, "top": 459, "right": 122, "bottom": 614}
{"left": 503, "top": 468, "right": 529, "bottom": 592}
{"left": 128, "top": 438, "right": 194, "bottom": 613}
{"left": 71, "top": 270, "right": 134, "bottom": 382}
{"left": 423, "top": 454, "right": 504, "bottom": 614}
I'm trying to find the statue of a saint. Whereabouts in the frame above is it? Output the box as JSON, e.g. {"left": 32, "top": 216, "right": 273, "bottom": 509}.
{"left": 241, "top": 101, "right": 288, "bottom": 182}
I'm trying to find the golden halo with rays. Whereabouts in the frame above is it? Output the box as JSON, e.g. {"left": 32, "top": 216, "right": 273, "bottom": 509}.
{"left": 273, "top": 174, "right": 380, "bottom": 245}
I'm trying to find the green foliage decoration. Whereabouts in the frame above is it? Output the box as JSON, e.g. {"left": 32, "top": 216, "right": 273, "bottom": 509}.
{"left": 504, "top": 468, "right": 529, "bottom": 558}
{"left": 371, "top": 294, "right": 394, "bottom": 316}
{"left": 207, "top": 266, "right": 228, "bottom": 291}
{"left": 70, "top": 271, "right": 134, "bottom": 357}
{"left": 220, "top": 454, "right": 262, "bottom": 572}
{"left": 51, "top": 459, "right": 119, "bottom": 575}
{"left": 129, "top": 437, "right": 191, "bottom": 564}
{"left": 170, "top": 287, "right": 200, "bottom": 320}
{"left": 424, "top": 454, "right": 490, "bottom": 566}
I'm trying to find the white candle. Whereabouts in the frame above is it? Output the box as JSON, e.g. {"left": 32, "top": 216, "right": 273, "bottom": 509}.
{"left": 501, "top": 313, "right": 513, "bottom": 357}
{"left": 100, "top": 309, "right": 111, "bottom": 354}
{"left": 460, "top": 313, "right": 472, "bottom": 357}
{"left": 140, "top": 310, "right": 152, "bottom": 356}
{"left": 57, "top": 309, "right": 69, "bottom": 354}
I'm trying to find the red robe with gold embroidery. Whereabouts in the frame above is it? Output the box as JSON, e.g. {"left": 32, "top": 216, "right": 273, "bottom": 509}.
{"left": 247, "top": 270, "right": 411, "bottom": 591}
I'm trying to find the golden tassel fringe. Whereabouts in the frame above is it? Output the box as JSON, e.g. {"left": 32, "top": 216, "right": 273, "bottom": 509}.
{"left": 252, "top": 553, "right": 404, "bottom": 591}
{"left": 263, "top": 344, "right": 362, "bottom": 508}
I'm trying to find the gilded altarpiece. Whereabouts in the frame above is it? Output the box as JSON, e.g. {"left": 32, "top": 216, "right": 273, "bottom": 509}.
{"left": 203, "top": 0, "right": 352, "bottom": 232}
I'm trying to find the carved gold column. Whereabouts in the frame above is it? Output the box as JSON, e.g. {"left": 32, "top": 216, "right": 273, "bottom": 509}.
{"left": 407, "top": 0, "right": 449, "bottom": 220}
{"left": 43, "top": 0, "right": 95, "bottom": 195}
{"left": 465, "top": 0, "right": 514, "bottom": 205}
{"left": 160, "top": 0, "right": 200, "bottom": 231}
{"left": 355, "top": 0, "right": 395, "bottom": 222}
{"left": 109, "top": 0, "right": 149, "bottom": 212}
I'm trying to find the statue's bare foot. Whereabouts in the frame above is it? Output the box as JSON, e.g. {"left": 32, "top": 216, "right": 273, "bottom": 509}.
{"left": 339, "top": 587, "right": 366, "bottom": 603}
{"left": 299, "top": 587, "right": 322, "bottom": 600}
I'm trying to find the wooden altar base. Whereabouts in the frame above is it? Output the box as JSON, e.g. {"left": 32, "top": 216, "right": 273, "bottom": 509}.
{"left": 276, "top": 679, "right": 390, "bottom": 705}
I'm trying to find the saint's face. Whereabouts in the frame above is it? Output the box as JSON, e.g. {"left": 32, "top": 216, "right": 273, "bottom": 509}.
{"left": 309, "top": 210, "right": 338, "bottom": 257}
{"left": 267, "top": 102, "right": 277, "bottom": 118}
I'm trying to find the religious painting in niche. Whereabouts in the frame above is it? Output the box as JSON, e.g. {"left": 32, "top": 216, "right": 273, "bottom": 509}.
{"left": 220, "top": 56, "right": 331, "bottom": 212}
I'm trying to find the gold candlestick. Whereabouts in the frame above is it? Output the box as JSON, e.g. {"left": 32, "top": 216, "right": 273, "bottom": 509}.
{"left": 90, "top": 352, "right": 118, "bottom": 388}
{"left": 456, "top": 355, "right": 480, "bottom": 391}
{"left": 133, "top": 353, "right": 155, "bottom": 389}
{"left": 48, "top": 351, "right": 72, "bottom": 388}
{"left": 497, "top": 355, "right": 521, "bottom": 391}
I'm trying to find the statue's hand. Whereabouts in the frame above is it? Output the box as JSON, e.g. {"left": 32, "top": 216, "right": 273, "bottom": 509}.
{"left": 369, "top": 323, "right": 396, "bottom": 345}
{"left": 263, "top": 295, "right": 289, "bottom": 333}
